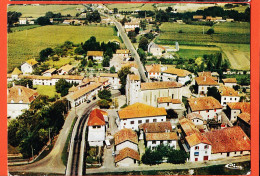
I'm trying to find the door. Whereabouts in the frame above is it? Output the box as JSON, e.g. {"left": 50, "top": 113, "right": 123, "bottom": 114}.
{"left": 204, "top": 156, "right": 208, "bottom": 161}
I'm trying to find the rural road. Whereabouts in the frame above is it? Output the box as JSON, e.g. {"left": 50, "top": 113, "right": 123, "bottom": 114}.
{"left": 9, "top": 100, "right": 97, "bottom": 174}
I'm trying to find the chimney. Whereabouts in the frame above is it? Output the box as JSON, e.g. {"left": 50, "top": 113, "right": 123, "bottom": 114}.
{"left": 18, "top": 88, "right": 21, "bottom": 95}
{"left": 204, "top": 76, "right": 206, "bottom": 82}
{"left": 12, "top": 82, "right": 15, "bottom": 87}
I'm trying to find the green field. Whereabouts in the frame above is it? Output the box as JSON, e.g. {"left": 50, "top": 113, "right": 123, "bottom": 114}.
{"left": 45, "top": 57, "right": 79, "bottom": 69}
{"left": 106, "top": 3, "right": 154, "bottom": 11}
{"left": 8, "top": 4, "right": 85, "bottom": 18}
{"left": 34, "top": 85, "right": 60, "bottom": 98}
{"left": 176, "top": 49, "right": 220, "bottom": 59}
{"left": 8, "top": 25, "right": 120, "bottom": 72}
{"left": 10, "top": 25, "right": 41, "bottom": 32}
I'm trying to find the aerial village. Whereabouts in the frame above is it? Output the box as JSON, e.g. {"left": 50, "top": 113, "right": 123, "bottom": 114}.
{"left": 7, "top": 3, "right": 250, "bottom": 174}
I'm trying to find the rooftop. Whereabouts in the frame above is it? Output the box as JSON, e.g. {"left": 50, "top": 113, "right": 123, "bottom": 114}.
{"left": 114, "top": 128, "right": 138, "bottom": 145}
{"left": 115, "top": 147, "right": 140, "bottom": 163}
{"left": 186, "top": 113, "right": 204, "bottom": 121}
{"left": 43, "top": 68, "right": 56, "bottom": 74}
{"left": 219, "top": 86, "right": 239, "bottom": 97}
{"left": 202, "top": 126, "right": 250, "bottom": 153}
{"left": 129, "top": 74, "right": 140, "bottom": 81}
{"left": 99, "top": 73, "right": 118, "bottom": 78}
{"left": 8, "top": 85, "right": 38, "bottom": 104}
{"left": 237, "top": 112, "right": 250, "bottom": 125}
{"left": 145, "top": 64, "right": 161, "bottom": 73}
{"left": 116, "top": 49, "right": 130, "bottom": 54}
{"left": 188, "top": 97, "right": 222, "bottom": 111}
{"left": 25, "top": 59, "right": 38, "bottom": 66}
{"left": 227, "top": 102, "right": 250, "bottom": 113}
{"left": 67, "top": 83, "right": 102, "bottom": 100}
{"left": 139, "top": 121, "right": 172, "bottom": 133}
{"left": 195, "top": 76, "right": 219, "bottom": 86}
{"left": 58, "top": 64, "right": 74, "bottom": 72}
{"left": 222, "top": 78, "right": 237, "bottom": 83}
{"left": 157, "top": 97, "right": 182, "bottom": 104}
{"left": 185, "top": 132, "right": 211, "bottom": 147}
{"left": 179, "top": 118, "right": 200, "bottom": 136}
{"left": 118, "top": 103, "right": 167, "bottom": 119}
{"left": 11, "top": 68, "right": 22, "bottom": 75}
{"left": 141, "top": 81, "right": 182, "bottom": 90}
{"left": 163, "top": 68, "right": 191, "bottom": 77}
{"left": 146, "top": 132, "right": 178, "bottom": 141}
{"left": 87, "top": 109, "right": 106, "bottom": 126}
{"left": 87, "top": 51, "right": 104, "bottom": 57}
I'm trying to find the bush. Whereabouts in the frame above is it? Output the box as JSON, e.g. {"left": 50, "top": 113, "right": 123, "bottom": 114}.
{"left": 98, "top": 99, "right": 110, "bottom": 109}
{"left": 98, "top": 89, "right": 111, "bottom": 101}
{"left": 206, "top": 28, "right": 214, "bottom": 35}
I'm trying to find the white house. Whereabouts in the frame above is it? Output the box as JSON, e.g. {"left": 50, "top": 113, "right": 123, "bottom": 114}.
{"left": 117, "top": 103, "right": 167, "bottom": 131}
{"left": 126, "top": 74, "right": 183, "bottom": 107}
{"left": 124, "top": 22, "right": 139, "bottom": 29}
{"left": 21, "top": 59, "right": 38, "bottom": 74}
{"left": 226, "top": 102, "right": 250, "bottom": 123}
{"left": 87, "top": 51, "right": 104, "bottom": 62}
{"left": 66, "top": 83, "right": 102, "bottom": 107}
{"left": 145, "top": 132, "right": 178, "bottom": 150}
{"left": 147, "top": 42, "right": 166, "bottom": 56}
{"left": 114, "top": 147, "right": 140, "bottom": 167}
{"left": 186, "top": 113, "right": 204, "bottom": 126}
{"left": 202, "top": 126, "right": 250, "bottom": 160}
{"left": 11, "top": 67, "right": 22, "bottom": 80}
{"left": 198, "top": 71, "right": 219, "bottom": 83}
{"left": 115, "top": 49, "right": 130, "bottom": 57}
{"left": 222, "top": 78, "right": 237, "bottom": 88}
{"left": 187, "top": 97, "right": 222, "bottom": 122}
{"left": 7, "top": 85, "right": 39, "bottom": 119}
{"left": 145, "top": 64, "right": 161, "bottom": 80}
{"left": 185, "top": 132, "right": 212, "bottom": 162}
{"left": 99, "top": 73, "right": 121, "bottom": 90}
{"left": 87, "top": 109, "right": 106, "bottom": 146}
{"left": 114, "top": 128, "right": 138, "bottom": 152}
{"left": 219, "top": 86, "right": 240, "bottom": 108}
{"left": 57, "top": 64, "right": 74, "bottom": 75}
{"left": 157, "top": 97, "right": 182, "bottom": 110}
{"left": 195, "top": 76, "right": 219, "bottom": 96}
{"left": 19, "top": 18, "right": 27, "bottom": 25}
{"left": 42, "top": 68, "right": 56, "bottom": 77}
{"left": 162, "top": 68, "right": 191, "bottom": 85}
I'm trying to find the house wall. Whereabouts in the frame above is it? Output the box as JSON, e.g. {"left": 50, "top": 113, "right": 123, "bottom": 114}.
{"left": 198, "top": 85, "right": 219, "bottom": 96}
{"left": 102, "top": 77, "right": 121, "bottom": 90}
{"left": 88, "top": 141, "right": 104, "bottom": 146}
{"left": 124, "top": 24, "right": 139, "bottom": 29}
{"left": 116, "top": 157, "right": 137, "bottom": 167}
{"left": 210, "top": 150, "right": 250, "bottom": 160}
{"left": 147, "top": 140, "right": 176, "bottom": 150}
{"left": 224, "top": 82, "right": 237, "bottom": 88}
{"left": 116, "top": 141, "right": 138, "bottom": 151}
{"left": 21, "top": 63, "right": 33, "bottom": 74}
{"left": 148, "top": 72, "right": 161, "bottom": 80}
{"left": 191, "top": 109, "right": 222, "bottom": 121}
{"left": 119, "top": 115, "right": 166, "bottom": 131}
{"left": 7, "top": 103, "right": 29, "bottom": 119}
{"left": 150, "top": 47, "right": 163, "bottom": 56}
{"left": 93, "top": 56, "right": 103, "bottom": 62}
{"left": 157, "top": 102, "right": 182, "bottom": 110}
{"left": 189, "top": 143, "right": 211, "bottom": 162}
{"left": 221, "top": 96, "right": 240, "bottom": 108}
{"left": 88, "top": 125, "right": 105, "bottom": 147}
{"left": 191, "top": 118, "right": 204, "bottom": 126}
{"left": 230, "top": 109, "right": 241, "bottom": 123}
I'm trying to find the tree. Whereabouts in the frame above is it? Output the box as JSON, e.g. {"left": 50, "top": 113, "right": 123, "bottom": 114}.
{"left": 120, "top": 17, "right": 128, "bottom": 26}
{"left": 36, "top": 16, "right": 51, "bottom": 26}
{"left": 168, "top": 150, "right": 188, "bottom": 164}
{"left": 30, "top": 95, "right": 49, "bottom": 111}
{"left": 102, "top": 56, "right": 110, "bottom": 67}
{"left": 113, "top": 8, "right": 118, "bottom": 14}
{"left": 110, "top": 66, "right": 116, "bottom": 73}
{"left": 207, "top": 87, "right": 221, "bottom": 102}
{"left": 14, "top": 79, "right": 33, "bottom": 88}
{"left": 98, "top": 99, "right": 110, "bottom": 109}
{"left": 39, "top": 48, "right": 54, "bottom": 62}
{"left": 8, "top": 119, "right": 20, "bottom": 147}
{"left": 135, "top": 27, "right": 140, "bottom": 34}
{"left": 166, "top": 7, "right": 173, "bottom": 13}
{"left": 140, "top": 20, "right": 147, "bottom": 30}
{"left": 98, "top": 89, "right": 112, "bottom": 101}
{"left": 206, "top": 28, "right": 214, "bottom": 35}
{"left": 128, "top": 31, "right": 137, "bottom": 39}
{"left": 8, "top": 11, "right": 22, "bottom": 26}
{"left": 137, "top": 48, "right": 147, "bottom": 65}
{"left": 138, "top": 37, "right": 149, "bottom": 51}
{"left": 88, "top": 60, "right": 93, "bottom": 67}
{"left": 118, "top": 66, "right": 132, "bottom": 94}
{"left": 80, "top": 58, "right": 87, "bottom": 68}
{"left": 55, "top": 79, "right": 71, "bottom": 97}
{"left": 74, "top": 46, "right": 85, "bottom": 55}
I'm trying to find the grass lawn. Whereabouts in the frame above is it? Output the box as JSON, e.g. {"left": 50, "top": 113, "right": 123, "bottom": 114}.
{"left": 176, "top": 49, "right": 221, "bottom": 59}
{"left": 8, "top": 4, "right": 85, "bottom": 18}
{"left": 45, "top": 57, "right": 79, "bottom": 69}
{"left": 10, "top": 25, "right": 41, "bottom": 32}
{"left": 8, "top": 25, "right": 120, "bottom": 72}
{"left": 34, "top": 85, "right": 60, "bottom": 98}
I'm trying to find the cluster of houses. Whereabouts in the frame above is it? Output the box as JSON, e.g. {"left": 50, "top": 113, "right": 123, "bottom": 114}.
{"left": 193, "top": 15, "right": 234, "bottom": 22}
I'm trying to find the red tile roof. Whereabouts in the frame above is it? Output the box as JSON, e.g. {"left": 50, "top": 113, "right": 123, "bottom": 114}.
{"left": 195, "top": 76, "right": 218, "bottom": 86}
{"left": 118, "top": 103, "right": 167, "bottom": 119}
{"left": 116, "top": 49, "right": 130, "bottom": 54}
{"left": 222, "top": 78, "right": 237, "bottom": 83}
{"left": 219, "top": 86, "right": 239, "bottom": 96}
{"left": 87, "top": 51, "right": 103, "bottom": 57}
{"left": 186, "top": 113, "right": 204, "bottom": 121}
{"left": 141, "top": 81, "right": 182, "bottom": 90}
{"left": 179, "top": 118, "right": 200, "bottom": 136}
{"left": 238, "top": 113, "right": 250, "bottom": 125}
{"left": 8, "top": 86, "right": 38, "bottom": 103}
{"left": 145, "top": 64, "right": 161, "bottom": 73}
{"left": 114, "top": 128, "right": 138, "bottom": 145}
{"left": 58, "top": 64, "right": 74, "bottom": 72}
{"left": 157, "top": 97, "right": 181, "bottom": 104}
{"left": 115, "top": 147, "right": 140, "bottom": 163}
{"left": 139, "top": 121, "right": 172, "bottom": 133}
{"left": 227, "top": 102, "right": 250, "bottom": 114}
{"left": 185, "top": 132, "right": 211, "bottom": 147}
{"left": 67, "top": 83, "right": 102, "bottom": 100}
{"left": 163, "top": 68, "right": 191, "bottom": 77}
{"left": 146, "top": 132, "right": 178, "bottom": 141}
{"left": 201, "top": 126, "right": 250, "bottom": 153}
{"left": 188, "top": 97, "right": 222, "bottom": 111}
{"left": 129, "top": 74, "right": 140, "bottom": 81}
{"left": 87, "top": 109, "right": 106, "bottom": 126}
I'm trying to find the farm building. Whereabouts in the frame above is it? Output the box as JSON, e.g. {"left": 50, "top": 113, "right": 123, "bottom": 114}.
{"left": 21, "top": 59, "right": 38, "bottom": 74}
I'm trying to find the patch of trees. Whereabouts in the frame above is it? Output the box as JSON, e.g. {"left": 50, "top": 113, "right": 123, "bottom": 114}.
{"left": 137, "top": 11, "right": 155, "bottom": 18}
{"left": 141, "top": 145, "right": 189, "bottom": 165}
{"left": 97, "top": 89, "right": 112, "bottom": 109}
{"left": 55, "top": 79, "right": 78, "bottom": 97}
{"left": 8, "top": 96, "right": 69, "bottom": 158}
{"left": 7, "top": 11, "right": 22, "bottom": 26}
{"left": 118, "top": 66, "right": 133, "bottom": 94}
{"left": 36, "top": 17, "right": 52, "bottom": 26}
{"left": 138, "top": 37, "right": 149, "bottom": 51}
{"left": 45, "top": 11, "right": 62, "bottom": 18}
{"left": 13, "top": 79, "right": 33, "bottom": 88}
{"left": 32, "top": 63, "right": 49, "bottom": 75}
{"left": 137, "top": 48, "right": 147, "bottom": 65}
{"left": 85, "top": 10, "right": 101, "bottom": 23}
{"left": 207, "top": 87, "right": 221, "bottom": 102}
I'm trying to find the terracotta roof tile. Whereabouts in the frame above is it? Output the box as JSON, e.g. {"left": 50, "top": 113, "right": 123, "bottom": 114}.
{"left": 195, "top": 76, "right": 218, "bottom": 86}
{"left": 25, "top": 59, "right": 38, "bottom": 66}
{"left": 58, "top": 64, "right": 74, "bottom": 72}
{"left": 43, "top": 68, "right": 56, "bottom": 74}
{"left": 139, "top": 121, "right": 172, "bottom": 133}
{"left": 12, "top": 68, "right": 22, "bottom": 75}
{"left": 198, "top": 71, "right": 212, "bottom": 77}
{"left": 115, "top": 147, "right": 140, "bottom": 163}
{"left": 179, "top": 118, "right": 200, "bottom": 136}
{"left": 222, "top": 78, "right": 237, "bottom": 83}
{"left": 163, "top": 68, "right": 191, "bottom": 77}
{"left": 129, "top": 74, "right": 140, "bottom": 81}
{"left": 202, "top": 126, "right": 250, "bottom": 153}
{"left": 87, "top": 109, "right": 106, "bottom": 126}
{"left": 8, "top": 86, "right": 38, "bottom": 103}
{"left": 67, "top": 83, "right": 102, "bottom": 100}
{"left": 87, "top": 51, "right": 103, "bottom": 57}
{"left": 51, "top": 75, "right": 84, "bottom": 80}
{"left": 227, "top": 102, "right": 250, "bottom": 113}
{"left": 219, "top": 86, "right": 239, "bottom": 96}
{"left": 188, "top": 97, "right": 222, "bottom": 111}
{"left": 237, "top": 112, "right": 250, "bottom": 125}
{"left": 114, "top": 128, "right": 138, "bottom": 145}
{"left": 20, "top": 75, "right": 52, "bottom": 80}
{"left": 141, "top": 81, "right": 182, "bottom": 90}
{"left": 118, "top": 103, "right": 167, "bottom": 119}
{"left": 157, "top": 97, "right": 181, "bottom": 104}
{"left": 146, "top": 132, "right": 178, "bottom": 141}
{"left": 185, "top": 132, "right": 211, "bottom": 147}
{"left": 100, "top": 73, "right": 118, "bottom": 78}
{"left": 69, "top": 85, "right": 78, "bottom": 93}
{"left": 187, "top": 113, "right": 204, "bottom": 121}
{"left": 146, "top": 64, "right": 161, "bottom": 73}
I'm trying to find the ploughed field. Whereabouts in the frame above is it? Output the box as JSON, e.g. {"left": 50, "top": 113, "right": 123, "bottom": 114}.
{"left": 8, "top": 25, "right": 120, "bottom": 72}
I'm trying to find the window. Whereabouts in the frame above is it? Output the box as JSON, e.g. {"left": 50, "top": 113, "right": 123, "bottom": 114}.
{"left": 195, "top": 158, "right": 198, "bottom": 161}
{"left": 235, "top": 98, "right": 237, "bottom": 101}
{"left": 197, "top": 120, "right": 199, "bottom": 123}
{"left": 138, "top": 120, "right": 142, "bottom": 124}
{"left": 131, "top": 121, "right": 134, "bottom": 124}
{"left": 161, "top": 119, "right": 164, "bottom": 122}
{"left": 97, "top": 126, "right": 101, "bottom": 128}
{"left": 214, "top": 109, "right": 216, "bottom": 112}
{"left": 230, "top": 98, "right": 232, "bottom": 100}
{"left": 146, "top": 119, "right": 149, "bottom": 123}
{"left": 206, "top": 110, "right": 209, "bottom": 113}
{"left": 153, "top": 119, "right": 157, "bottom": 122}
{"left": 195, "top": 146, "right": 199, "bottom": 150}
{"left": 240, "top": 151, "right": 243, "bottom": 154}
{"left": 204, "top": 145, "right": 208, "bottom": 149}
{"left": 152, "top": 141, "right": 156, "bottom": 144}
{"left": 194, "top": 152, "right": 199, "bottom": 156}
{"left": 124, "top": 123, "right": 126, "bottom": 125}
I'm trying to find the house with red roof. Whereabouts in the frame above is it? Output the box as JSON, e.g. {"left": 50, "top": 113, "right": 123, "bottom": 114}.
{"left": 114, "top": 147, "right": 140, "bottom": 167}
{"left": 87, "top": 109, "right": 107, "bottom": 146}
{"left": 236, "top": 112, "right": 250, "bottom": 138}
{"left": 114, "top": 128, "right": 138, "bottom": 152}
{"left": 226, "top": 102, "right": 250, "bottom": 124}
{"left": 195, "top": 76, "right": 219, "bottom": 96}
{"left": 147, "top": 42, "right": 166, "bottom": 56}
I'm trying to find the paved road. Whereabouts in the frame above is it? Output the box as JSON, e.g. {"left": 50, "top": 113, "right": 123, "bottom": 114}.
{"left": 85, "top": 155, "right": 250, "bottom": 174}
{"left": 9, "top": 101, "right": 97, "bottom": 174}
